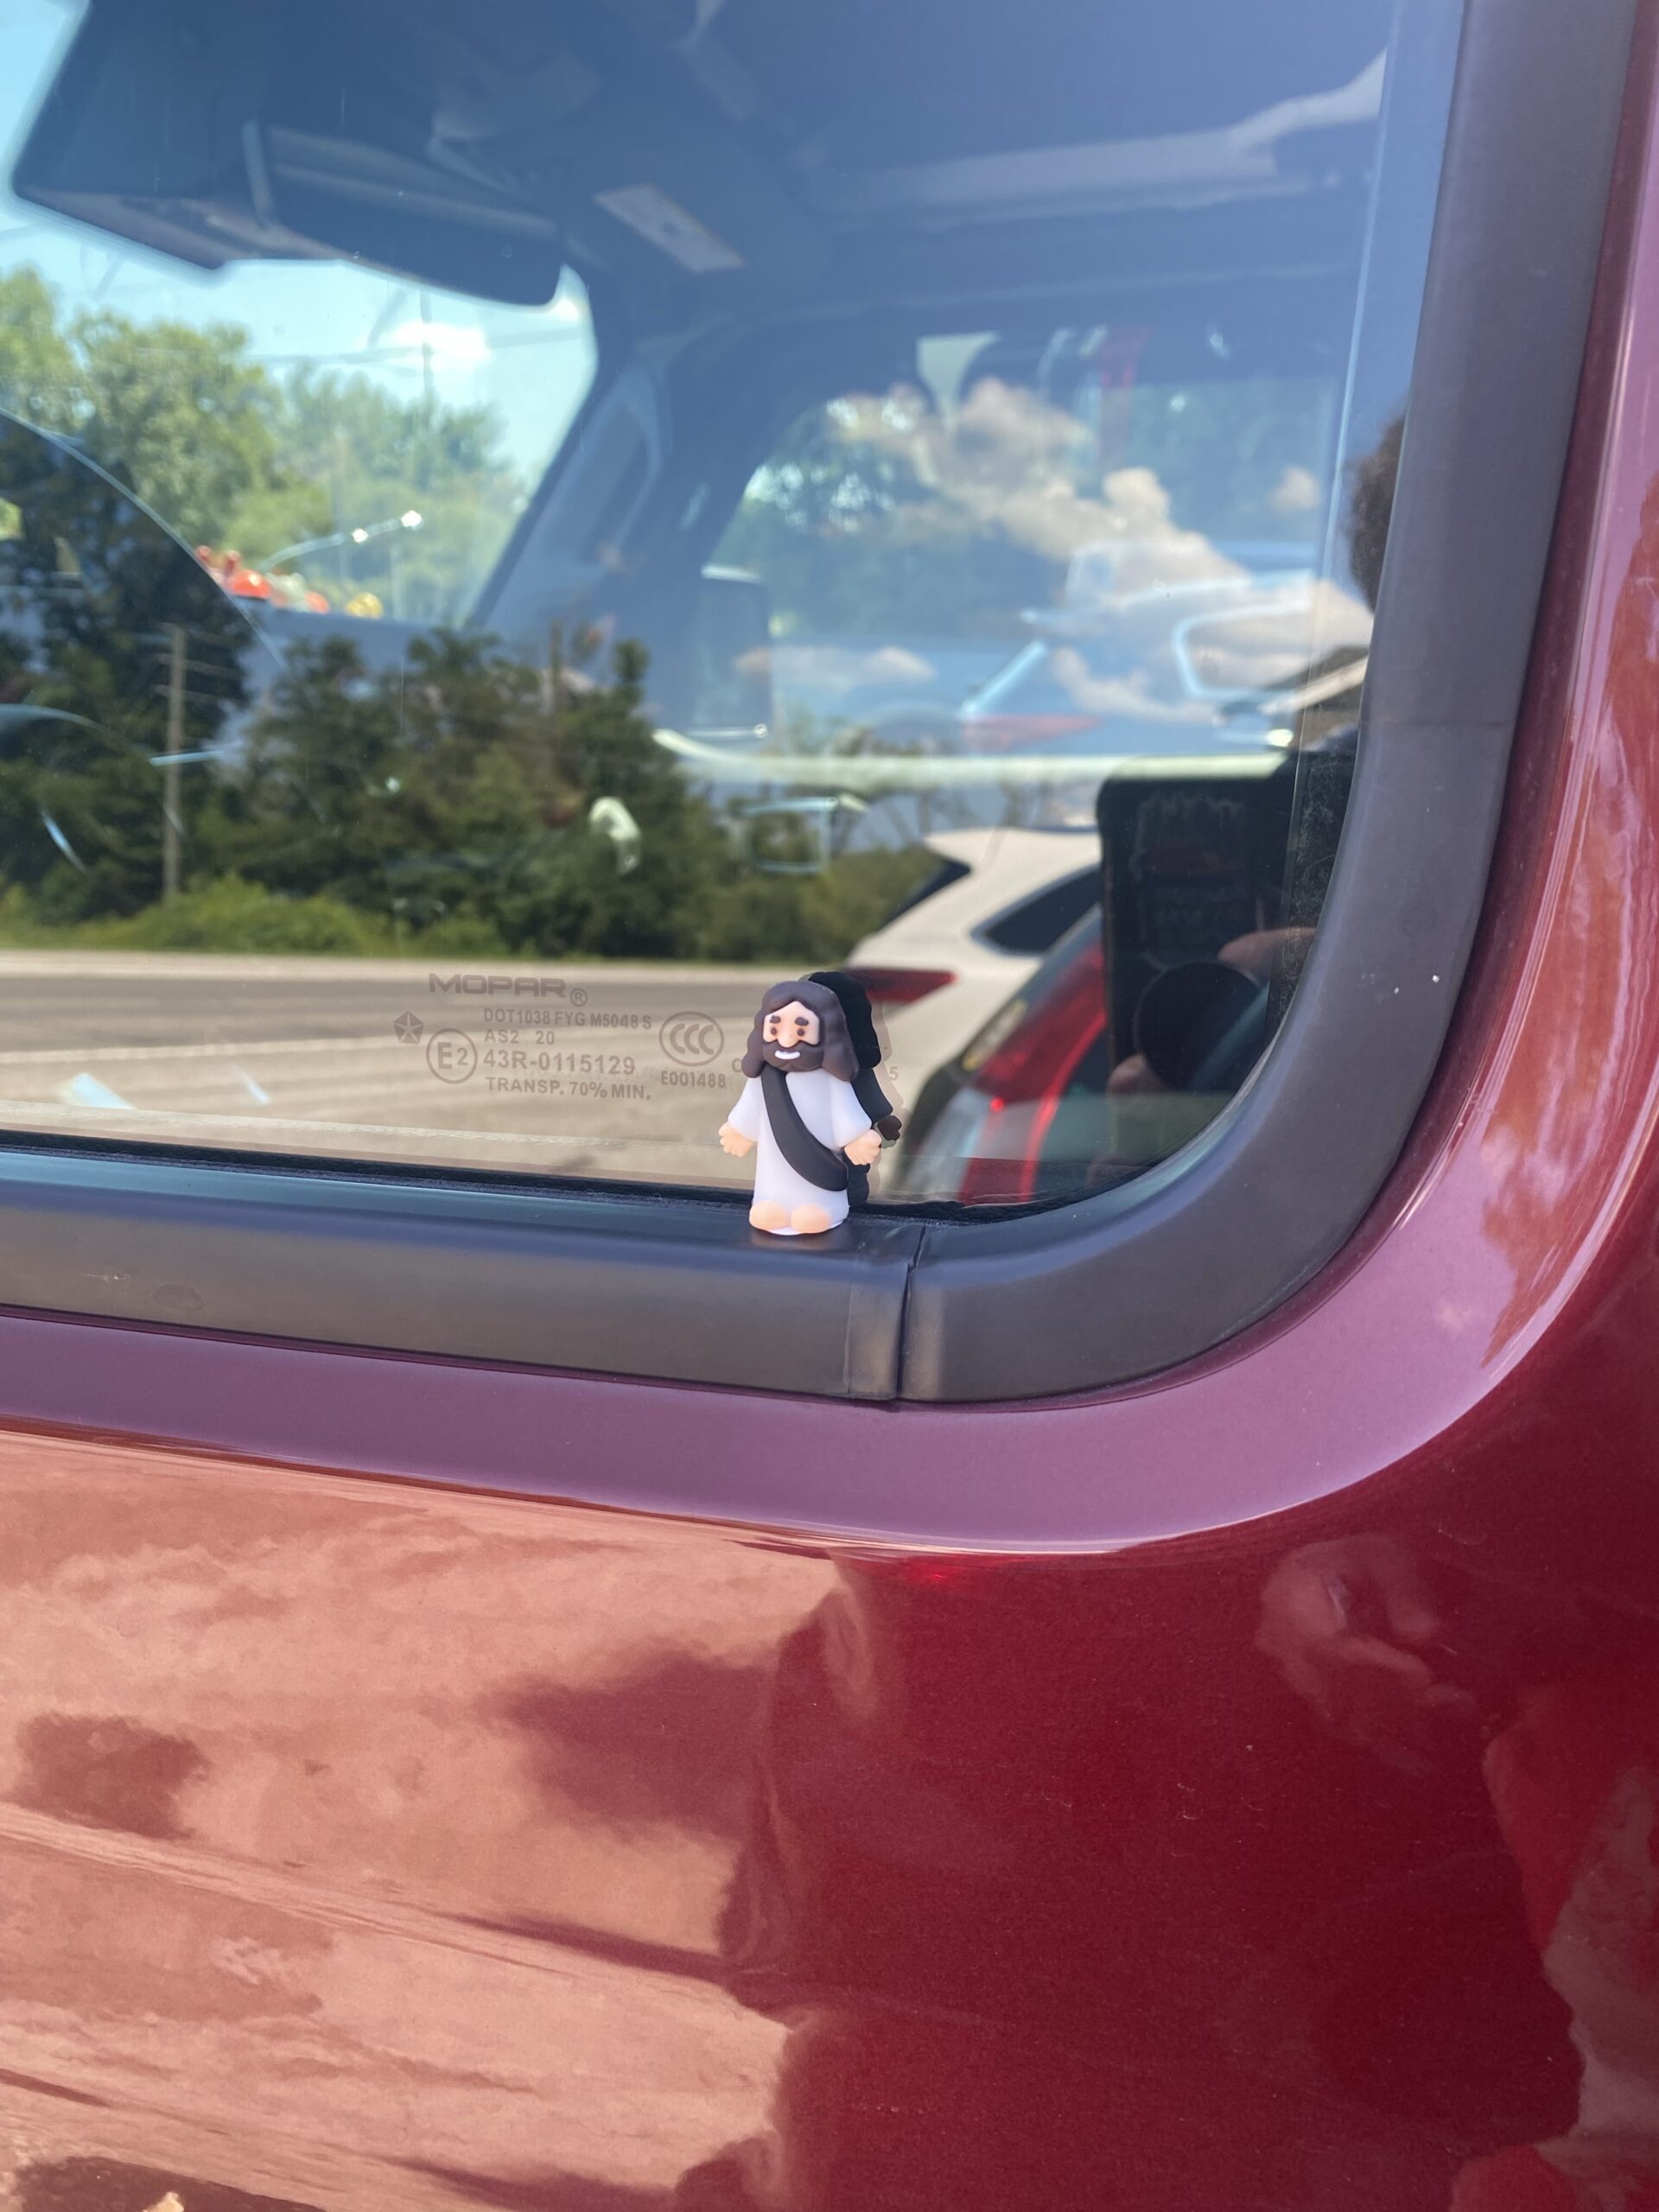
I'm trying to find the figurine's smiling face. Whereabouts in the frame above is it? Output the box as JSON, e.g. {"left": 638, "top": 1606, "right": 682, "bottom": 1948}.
{"left": 760, "top": 999, "right": 823, "bottom": 1070}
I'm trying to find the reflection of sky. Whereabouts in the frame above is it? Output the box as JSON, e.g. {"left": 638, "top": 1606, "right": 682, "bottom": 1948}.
{"left": 0, "top": 0, "right": 596, "bottom": 483}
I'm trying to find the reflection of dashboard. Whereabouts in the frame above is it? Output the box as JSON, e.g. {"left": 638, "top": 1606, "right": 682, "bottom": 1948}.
{"left": 652, "top": 723, "right": 1287, "bottom": 795}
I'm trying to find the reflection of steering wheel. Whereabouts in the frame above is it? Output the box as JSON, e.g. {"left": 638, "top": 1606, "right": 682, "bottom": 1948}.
{"left": 1133, "top": 960, "right": 1270, "bottom": 1093}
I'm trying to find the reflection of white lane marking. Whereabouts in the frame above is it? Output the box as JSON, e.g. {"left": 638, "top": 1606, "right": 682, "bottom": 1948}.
{"left": 0, "top": 1098, "right": 724, "bottom": 1152}
{"left": 0, "top": 1033, "right": 410, "bottom": 1065}
{"left": 58, "top": 1072, "right": 134, "bottom": 1110}
{"left": 0, "top": 1027, "right": 715, "bottom": 1066}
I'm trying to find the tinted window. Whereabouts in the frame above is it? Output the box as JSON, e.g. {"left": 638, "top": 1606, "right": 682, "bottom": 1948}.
{"left": 0, "top": 0, "right": 1456, "bottom": 1204}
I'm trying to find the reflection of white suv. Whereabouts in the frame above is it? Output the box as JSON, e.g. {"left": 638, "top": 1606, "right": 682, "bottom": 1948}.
{"left": 845, "top": 828, "right": 1100, "bottom": 1109}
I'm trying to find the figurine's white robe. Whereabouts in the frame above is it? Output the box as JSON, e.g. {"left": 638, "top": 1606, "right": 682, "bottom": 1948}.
{"left": 727, "top": 1070, "right": 872, "bottom": 1230}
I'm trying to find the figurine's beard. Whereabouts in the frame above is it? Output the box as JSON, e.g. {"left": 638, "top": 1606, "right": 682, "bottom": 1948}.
{"left": 760, "top": 1040, "right": 825, "bottom": 1072}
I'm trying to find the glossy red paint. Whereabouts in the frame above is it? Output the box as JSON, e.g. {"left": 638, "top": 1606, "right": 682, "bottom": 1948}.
{"left": 5, "top": 31, "right": 1659, "bottom": 2212}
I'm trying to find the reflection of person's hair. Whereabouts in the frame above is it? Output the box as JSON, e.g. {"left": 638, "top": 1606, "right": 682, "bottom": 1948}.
{"left": 740, "top": 977, "right": 859, "bottom": 1081}
{"left": 1347, "top": 413, "right": 1404, "bottom": 612}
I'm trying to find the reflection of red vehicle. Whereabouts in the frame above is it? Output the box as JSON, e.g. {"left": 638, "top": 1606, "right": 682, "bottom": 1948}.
{"left": 894, "top": 917, "right": 1110, "bottom": 1204}
{"left": 194, "top": 544, "right": 329, "bottom": 613}
{"left": 895, "top": 912, "right": 1265, "bottom": 1205}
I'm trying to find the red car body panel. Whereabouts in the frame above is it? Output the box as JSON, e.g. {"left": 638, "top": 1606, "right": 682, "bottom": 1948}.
{"left": 5, "top": 22, "right": 1659, "bottom": 2212}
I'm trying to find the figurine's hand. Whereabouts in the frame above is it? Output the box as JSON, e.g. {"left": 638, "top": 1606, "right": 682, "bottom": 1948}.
{"left": 843, "top": 1129, "right": 883, "bottom": 1167}
{"left": 719, "top": 1122, "right": 755, "bottom": 1157}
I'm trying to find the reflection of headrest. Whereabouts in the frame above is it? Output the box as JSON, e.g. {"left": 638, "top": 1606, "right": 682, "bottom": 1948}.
{"left": 1134, "top": 961, "right": 1268, "bottom": 1092}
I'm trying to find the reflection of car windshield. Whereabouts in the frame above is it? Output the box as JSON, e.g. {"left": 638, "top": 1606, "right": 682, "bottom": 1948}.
{"left": 695, "top": 356, "right": 1358, "bottom": 784}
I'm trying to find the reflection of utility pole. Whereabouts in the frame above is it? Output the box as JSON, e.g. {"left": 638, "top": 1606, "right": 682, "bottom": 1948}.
{"left": 162, "top": 622, "right": 185, "bottom": 902}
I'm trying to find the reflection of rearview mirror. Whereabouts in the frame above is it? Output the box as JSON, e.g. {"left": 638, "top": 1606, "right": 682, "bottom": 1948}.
{"left": 14, "top": 0, "right": 567, "bottom": 306}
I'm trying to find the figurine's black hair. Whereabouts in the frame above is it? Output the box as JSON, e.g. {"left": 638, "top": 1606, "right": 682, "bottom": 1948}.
{"left": 805, "top": 969, "right": 882, "bottom": 1070}
{"left": 741, "top": 978, "right": 858, "bottom": 1081}
{"left": 806, "top": 969, "right": 902, "bottom": 1146}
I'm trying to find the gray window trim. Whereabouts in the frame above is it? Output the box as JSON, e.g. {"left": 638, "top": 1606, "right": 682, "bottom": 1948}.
{"left": 0, "top": 1143, "right": 918, "bottom": 1401}
{"left": 0, "top": 0, "right": 1633, "bottom": 1405}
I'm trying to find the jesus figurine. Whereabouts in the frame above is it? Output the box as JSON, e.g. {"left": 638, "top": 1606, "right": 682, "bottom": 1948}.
{"left": 718, "top": 977, "right": 887, "bottom": 1235}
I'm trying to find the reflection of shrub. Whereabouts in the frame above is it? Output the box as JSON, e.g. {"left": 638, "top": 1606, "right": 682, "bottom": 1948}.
{"left": 694, "top": 848, "right": 937, "bottom": 963}
{"left": 82, "top": 875, "right": 384, "bottom": 953}
{"left": 0, "top": 877, "right": 512, "bottom": 957}
{"left": 211, "top": 630, "right": 936, "bottom": 964}
{"left": 211, "top": 630, "right": 708, "bottom": 958}
{"left": 0, "top": 850, "right": 935, "bottom": 963}
{"left": 0, "top": 613, "right": 940, "bottom": 960}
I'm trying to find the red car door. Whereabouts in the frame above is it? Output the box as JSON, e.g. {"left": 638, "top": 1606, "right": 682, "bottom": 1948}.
{"left": 0, "top": 0, "right": 1652, "bottom": 2208}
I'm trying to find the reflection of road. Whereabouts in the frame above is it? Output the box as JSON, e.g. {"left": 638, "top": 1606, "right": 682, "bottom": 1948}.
{"left": 0, "top": 954, "right": 774, "bottom": 1181}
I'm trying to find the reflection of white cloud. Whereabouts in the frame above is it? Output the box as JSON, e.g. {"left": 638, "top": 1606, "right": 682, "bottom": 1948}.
{"left": 1047, "top": 649, "right": 1214, "bottom": 725}
{"left": 384, "top": 318, "right": 492, "bottom": 366}
{"left": 1175, "top": 582, "right": 1371, "bottom": 696}
{"left": 769, "top": 643, "right": 937, "bottom": 695}
{"left": 1056, "top": 473, "right": 1244, "bottom": 602}
{"left": 1270, "top": 465, "right": 1322, "bottom": 515}
{"left": 838, "top": 384, "right": 1286, "bottom": 588}
{"left": 543, "top": 293, "right": 588, "bottom": 326}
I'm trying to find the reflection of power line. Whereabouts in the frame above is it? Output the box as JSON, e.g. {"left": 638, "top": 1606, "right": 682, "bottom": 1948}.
{"left": 162, "top": 624, "right": 184, "bottom": 900}
{"left": 257, "top": 511, "right": 422, "bottom": 572}
{"left": 2, "top": 625, "right": 245, "bottom": 886}
{"left": 140, "top": 628, "right": 243, "bottom": 700}
{"left": 143, "top": 623, "right": 245, "bottom": 899}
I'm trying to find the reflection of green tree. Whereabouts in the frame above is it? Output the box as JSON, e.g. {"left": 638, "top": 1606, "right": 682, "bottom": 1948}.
{"left": 240, "top": 369, "right": 520, "bottom": 621}
{"left": 73, "top": 310, "right": 284, "bottom": 550}
{"left": 694, "top": 847, "right": 932, "bottom": 963}
{"left": 1111, "top": 378, "right": 1331, "bottom": 543}
{"left": 202, "top": 628, "right": 931, "bottom": 961}
{"left": 718, "top": 400, "right": 1056, "bottom": 640}
{"left": 0, "top": 269, "right": 77, "bottom": 435}
{"left": 717, "top": 373, "right": 1330, "bottom": 643}
{"left": 0, "top": 266, "right": 517, "bottom": 620}
{"left": 0, "top": 397, "right": 937, "bottom": 963}
{"left": 208, "top": 630, "right": 704, "bottom": 951}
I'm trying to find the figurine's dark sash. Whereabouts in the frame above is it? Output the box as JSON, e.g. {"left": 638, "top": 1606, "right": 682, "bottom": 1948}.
{"left": 852, "top": 1065, "right": 893, "bottom": 1129}
{"left": 845, "top": 1067, "right": 896, "bottom": 1205}
{"left": 760, "top": 1065, "right": 849, "bottom": 1193}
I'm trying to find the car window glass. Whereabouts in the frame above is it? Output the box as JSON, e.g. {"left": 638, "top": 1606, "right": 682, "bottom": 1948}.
{"left": 0, "top": 0, "right": 1458, "bottom": 1207}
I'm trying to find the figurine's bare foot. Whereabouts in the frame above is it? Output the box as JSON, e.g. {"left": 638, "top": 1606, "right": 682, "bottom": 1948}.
{"left": 750, "top": 1200, "right": 790, "bottom": 1232}
{"left": 791, "top": 1204, "right": 833, "bottom": 1235}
